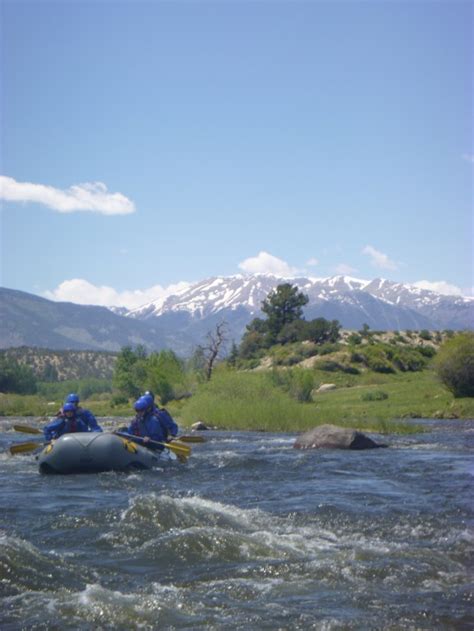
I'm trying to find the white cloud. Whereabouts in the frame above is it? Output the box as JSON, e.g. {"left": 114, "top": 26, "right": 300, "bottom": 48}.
{"left": 43, "top": 278, "right": 191, "bottom": 309}
{"left": 362, "top": 245, "right": 398, "bottom": 270}
{"left": 238, "top": 251, "right": 298, "bottom": 276}
{"left": 462, "top": 154, "right": 474, "bottom": 163}
{"left": 0, "top": 175, "right": 135, "bottom": 215}
{"left": 413, "top": 280, "right": 464, "bottom": 297}
{"left": 306, "top": 257, "right": 319, "bottom": 266}
{"left": 334, "top": 263, "right": 358, "bottom": 275}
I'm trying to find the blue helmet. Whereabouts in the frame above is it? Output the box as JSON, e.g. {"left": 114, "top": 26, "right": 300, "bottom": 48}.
{"left": 66, "top": 393, "right": 80, "bottom": 405}
{"left": 143, "top": 390, "right": 155, "bottom": 402}
{"left": 63, "top": 402, "right": 76, "bottom": 413}
{"left": 134, "top": 395, "right": 153, "bottom": 412}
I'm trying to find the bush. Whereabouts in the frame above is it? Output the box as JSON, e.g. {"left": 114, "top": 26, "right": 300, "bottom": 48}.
{"left": 347, "top": 333, "right": 362, "bottom": 345}
{"left": 318, "top": 343, "right": 341, "bottom": 356}
{"left": 317, "top": 360, "right": 342, "bottom": 372}
{"left": 0, "top": 356, "right": 37, "bottom": 394}
{"left": 360, "top": 390, "right": 389, "bottom": 401}
{"left": 434, "top": 332, "right": 474, "bottom": 397}
{"left": 417, "top": 345, "right": 437, "bottom": 358}
{"left": 111, "top": 393, "right": 129, "bottom": 406}
{"left": 342, "top": 365, "right": 360, "bottom": 375}
{"left": 391, "top": 348, "right": 426, "bottom": 372}
{"left": 359, "top": 346, "right": 394, "bottom": 373}
{"left": 271, "top": 368, "right": 315, "bottom": 402}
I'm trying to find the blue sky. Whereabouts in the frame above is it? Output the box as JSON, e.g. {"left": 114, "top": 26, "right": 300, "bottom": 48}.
{"left": 1, "top": 0, "right": 472, "bottom": 308}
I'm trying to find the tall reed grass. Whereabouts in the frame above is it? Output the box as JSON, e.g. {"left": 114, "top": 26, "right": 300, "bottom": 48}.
{"left": 178, "top": 369, "right": 424, "bottom": 434}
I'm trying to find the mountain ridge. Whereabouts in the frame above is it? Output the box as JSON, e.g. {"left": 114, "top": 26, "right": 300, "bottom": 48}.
{"left": 0, "top": 275, "right": 472, "bottom": 355}
{"left": 126, "top": 273, "right": 472, "bottom": 325}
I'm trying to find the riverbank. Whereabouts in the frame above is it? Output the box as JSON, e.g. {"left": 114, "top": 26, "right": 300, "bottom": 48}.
{"left": 1, "top": 367, "right": 473, "bottom": 434}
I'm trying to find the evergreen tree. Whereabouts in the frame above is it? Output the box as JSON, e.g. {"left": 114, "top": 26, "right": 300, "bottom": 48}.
{"left": 261, "top": 283, "right": 309, "bottom": 342}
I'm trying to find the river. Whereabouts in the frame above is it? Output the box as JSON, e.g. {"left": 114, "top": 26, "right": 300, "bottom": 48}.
{"left": 0, "top": 418, "right": 472, "bottom": 630}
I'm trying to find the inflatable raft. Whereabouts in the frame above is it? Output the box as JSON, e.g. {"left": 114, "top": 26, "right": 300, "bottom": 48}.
{"left": 37, "top": 432, "right": 176, "bottom": 474}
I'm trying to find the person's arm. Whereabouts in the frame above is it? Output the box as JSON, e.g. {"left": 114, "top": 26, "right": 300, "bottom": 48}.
{"left": 81, "top": 409, "right": 102, "bottom": 432}
{"left": 43, "top": 418, "right": 65, "bottom": 441}
{"left": 157, "top": 408, "right": 179, "bottom": 437}
{"left": 143, "top": 417, "right": 166, "bottom": 447}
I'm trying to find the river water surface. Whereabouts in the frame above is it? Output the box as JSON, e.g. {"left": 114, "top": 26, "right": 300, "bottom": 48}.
{"left": 0, "top": 418, "right": 472, "bottom": 630}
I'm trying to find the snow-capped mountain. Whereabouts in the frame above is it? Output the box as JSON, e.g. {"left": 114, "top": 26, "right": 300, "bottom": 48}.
{"left": 126, "top": 273, "right": 473, "bottom": 337}
{"left": 1, "top": 276, "right": 471, "bottom": 355}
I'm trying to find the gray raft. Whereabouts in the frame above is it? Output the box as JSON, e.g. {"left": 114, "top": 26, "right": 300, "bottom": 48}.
{"left": 37, "top": 432, "right": 176, "bottom": 474}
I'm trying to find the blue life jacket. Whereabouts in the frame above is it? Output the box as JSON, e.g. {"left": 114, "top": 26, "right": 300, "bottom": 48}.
{"left": 154, "top": 406, "right": 179, "bottom": 439}
{"left": 43, "top": 407, "right": 102, "bottom": 440}
{"left": 127, "top": 411, "right": 166, "bottom": 448}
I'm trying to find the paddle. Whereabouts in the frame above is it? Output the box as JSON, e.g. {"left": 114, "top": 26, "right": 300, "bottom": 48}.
{"left": 14, "top": 424, "right": 43, "bottom": 435}
{"left": 9, "top": 441, "right": 46, "bottom": 455}
{"left": 14, "top": 424, "right": 205, "bottom": 443}
{"left": 114, "top": 432, "right": 191, "bottom": 458}
{"left": 171, "top": 435, "right": 206, "bottom": 444}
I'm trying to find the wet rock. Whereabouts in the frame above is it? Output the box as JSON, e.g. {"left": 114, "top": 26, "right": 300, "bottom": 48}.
{"left": 293, "top": 424, "right": 387, "bottom": 450}
{"left": 191, "top": 421, "right": 209, "bottom": 431}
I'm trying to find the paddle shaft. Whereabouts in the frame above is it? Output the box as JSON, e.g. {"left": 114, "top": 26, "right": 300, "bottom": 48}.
{"left": 114, "top": 432, "right": 191, "bottom": 457}
{"left": 14, "top": 424, "right": 205, "bottom": 444}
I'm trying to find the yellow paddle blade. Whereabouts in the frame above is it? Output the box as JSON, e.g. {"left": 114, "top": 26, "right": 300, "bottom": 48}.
{"left": 9, "top": 441, "right": 44, "bottom": 454}
{"left": 13, "top": 424, "right": 42, "bottom": 435}
{"left": 164, "top": 441, "right": 191, "bottom": 457}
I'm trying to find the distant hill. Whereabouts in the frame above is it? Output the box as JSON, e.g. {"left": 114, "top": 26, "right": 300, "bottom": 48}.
{"left": 0, "top": 287, "right": 178, "bottom": 352}
{"left": 0, "top": 347, "right": 118, "bottom": 381}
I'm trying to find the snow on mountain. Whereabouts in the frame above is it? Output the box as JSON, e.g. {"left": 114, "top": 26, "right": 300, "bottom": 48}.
{"left": 128, "top": 274, "right": 292, "bottom": 319}
{"left": 125, "top": 273, "right": 473, "bottom": 332}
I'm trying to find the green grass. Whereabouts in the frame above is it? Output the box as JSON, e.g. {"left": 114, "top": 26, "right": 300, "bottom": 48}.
{"left": 2, "top": 365, "right": 473, "bottom": 436}
{"left": 176, "top": 367, "right": 474, "bottom": 434}
{"left": 0, "top": 393, "right": 131, "bottom": 418}
{"left": 307, "top": 369, "right": 469, "bottom": 424}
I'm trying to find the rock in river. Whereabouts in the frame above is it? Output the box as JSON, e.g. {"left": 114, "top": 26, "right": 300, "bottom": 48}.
{"left": 294, "top": 424, "right": 387, "bottom": 450}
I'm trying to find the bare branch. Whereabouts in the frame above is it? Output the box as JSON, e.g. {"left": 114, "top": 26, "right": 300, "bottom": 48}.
{"left": 202, "top": 321, "right": 229, "bottom": 380}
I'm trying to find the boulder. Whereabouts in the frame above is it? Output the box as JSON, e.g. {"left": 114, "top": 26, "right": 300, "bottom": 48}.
{"left": 316, "top": 383, "right": 337, "bottom": 393}
{"left": 191, "top": 421, "right": 209, "bottom": 431}
{"left": 293, "top": 424, "right": 387, "bottom": 450}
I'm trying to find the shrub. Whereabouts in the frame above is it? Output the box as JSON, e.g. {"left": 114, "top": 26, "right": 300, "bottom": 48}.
{"left": 391, "top": 348, "right": 426, "bottom": 372}
{"left": 342, "top": 365, "right": 360, "bottom": 375}
{"left": 0, "top": 356, "right": 37, "bottom": 394}
{"left": 434, "top": 332, "right": 474, "bottom": 397}
{"left": 417, "top": 345, "right": 437, "bottom": 358}
{"left": 318, "top": 342, "right": 341, "bottom": 356}
{"left": 359, "top": 346, "right": 394, "bottom": 373}
{"left": 317, "top": 360, "right": 342, "bottom": 372}
{"left": 271, "top": 368, "right": 315, "bottom": 402}
{"left": 360, "top": 390, "right": 389, "bottom": 401}
{"left": 347, "top": 333, "right": 362, "bottom": 345}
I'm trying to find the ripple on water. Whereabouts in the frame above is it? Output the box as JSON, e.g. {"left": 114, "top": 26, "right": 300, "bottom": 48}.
{"left": 0, "top": 422, "right": 473, "bottom": 629}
